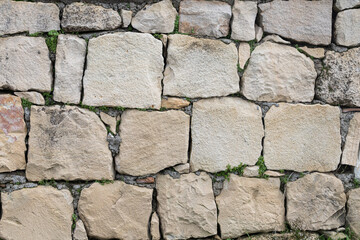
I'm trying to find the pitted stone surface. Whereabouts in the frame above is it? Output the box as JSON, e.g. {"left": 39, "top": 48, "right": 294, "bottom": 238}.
{"left": 335, "top": 0, "right": 360, "bottom": 10}
{"left": 191, "top": 97, "right": 263, "bottom": 172}
{"left": 26, "top": 105, "right": 114, "bottom": 181}
{"left": 231, "top": 1, "right": 258, "bottom": 41}
{"left": 157, "top": 173, "right": 217, "bottom": 239}
{"left": 82, "top": 32, "right": 163, "bottom": 109}
{"left": 14, "top": 91, "right": 45, "bottom": 105}
{"left": 74, "top": 220, "right": 88, "bottom": 240}
{"left": 163, "top": 34, "right": 239, "bottom": 98}
{"left": 0, "top": 186, "right": 73, "bottom": 240}
{"left": 347, "top": 188, "right": 360, "bottom": 237}
{"left": 342, "top": 113, "right": 360, "bottom": 166}
{"left": 0, "top": 36, "right": 52, "bottom": 92}
{"left": 335, "top": 9, "right": 360, "bottom": 47}
{"left": 78, "top": 182, "right": 153, "bottom": 240}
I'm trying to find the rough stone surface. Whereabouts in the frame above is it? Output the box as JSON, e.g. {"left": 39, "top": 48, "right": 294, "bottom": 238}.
{"left": 191, "top": 97, "right": 263, "bottom": 172}
{"left": 217, "top": 176, "right": 285, "bottom": 238}
{"left": 163, "top": 34, "right": 239, "bottom": 98}
{"left": 121, "top": 9, "right": 132, "bottom": 28}
{"left": 83, "top": 32, "right": 163, "bottom": 109}
{"left": 238, "top": 42, "right": 250, "bottom": 69}
{"left": 61, "top": 2, "right": 122, "bottom": 32}
{"left": 14, "top": 91, "right": 45, "bottom": 105}
{"left": 342, "top": 113, "right": 360, "bottom": 166}
{"left": 0, "top": 95, "right": 26, "bottom": 173}
{"left": 262, "top": 34, "right": 290, "bottom": 45}
{"left": 264, "top": 170, "right": 285, "bottom": 177}
{"left": 335, "top": 9, "right": 360, "bottom": 47}
{"left": 255, "top": 25, "right": 264, "bottom": 42}
{"left": 78, "top": 181, "right": 153, "bottom": 240}
{"left": 74, "top": 220, "right": 88, "bottom": 240}
{"left": 286, "top": 173, "right": 346, "bottom": 231}
{"left": 231, "top": 1, "right": 258, "bottom": 41}
{"left": 54, "top": 35, "right": 86, "bottom": 104}
{"left": 100, "top": 112, "right": 117, "bottom": 133}
{"left": 0, "top": 0, "right": 60, "bottom": 35}
{"left": 26, "top": 105, "right": 114, "bottom": 181}
{"left": 259, "top": 0, "right": 332, "bottom": 45}
{"left": 241, "top": 41, "right": 317, "bottom": 102}
{"left": 316, "top": 47, "right": 360, "bottom": 107}
{"left": 0, "top": 186, "right": 73, "bottom": 240}
{"left": 346, "top": 188, "right": 360, "bottom": 237}
{"left": 151, "top": 213, "right": 161, "bottom": 240}
{"left": 238, "top": 232, "right": 320, "bottom": 240}
{"left": 299, "top": 46, "right": 325, "bottom": 59}
{"left": 179, "top": 0, "right": 231, "bottom": 38}
{"left": 116, "top": 110, "right": 189, "bottom": 176}
{"left": 132, "top": 0, "right": 177, "bottom": 33}
{"left": 161, "top": 97, "right": 190, "bottom": 109}
{"left": 157, "top": 173, "right": 217, "bottom": 239}
{"left": 0, "top": 36, "right": 52, "bottom": 92}
{"left": 335, "top": 0, "right": 360, "bottom": 11}
{"left": 174, "top": 163, "right": 190, "bottom": 174}
{"left": 243, "top": 166, "right": 259, "bottom": 177}
{"left": 264, "top": 104, "right": 341, "bottom": 172}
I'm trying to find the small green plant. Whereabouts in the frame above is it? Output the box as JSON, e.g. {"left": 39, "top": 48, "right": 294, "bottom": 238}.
{"left": 280, "top": 175, "right": 290, "bottom": 185}
{"left": 160, "top": 107, "right": 167, "bottom": 111}
{"left": 256, "top": 156, "right": 269, "bottom": 179}
{"left": 116, "top": 120, "right": 121, "bottom": 132}
{"left": 344, "top": 226, "right": 356, "bottom": 239}
{"left": 42, "top": 92, "right": 53, "bottom": 106}
{"left": 153, "top": 33, "right": 163, "bottom": 40}
{"left": 173, "top": 15, "right": 180, "bottom": 34}
{"left": 137, "top": 108, "right": 148, "bottom": 111}
{"left": 215, "top": 163, "right": 247, "bottom": 181}
{"left": 72, "top": 213, "right": 77, "bottom": 230}
{"left": 96, "top": 178, "right": 114, "bottom": 185}
{"left": 98, "top": 106, "right": 109, "bottom": 112}
{"left": 14, "top": 182, "right": 21, "bottom": 185}
{"left": 21, "top": 98, "right": 32, "bottom": 108}
{"left": 38, "top": 178, "right": 57, "bottom": 188}
{"left": 353, "top": 178, "right": 360, "bottom": 188}
{"left": 248, "top": 40, "right": 256, "bottom": 53}
{"left": 79, "top": 103, "right": 97, "bottom": 112}
{"left": 237, "top": 63, "right": 244, "bottom": 73}
{"left": 127, "top": 25, "right": 133, "bottom": 31}
{"left": 28, "top": 32, "right": 42, "bottom": 37}
{"left": 114, "top": 106, "right": 126, "bottom": 111}
{"left": 185, "top": 97, "right": 191, "bottom": 102}
{"left": 45, "top": 30, "right": 60, "bottom": 54}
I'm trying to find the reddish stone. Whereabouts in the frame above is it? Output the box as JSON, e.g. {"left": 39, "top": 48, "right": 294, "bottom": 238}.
{"left": 136, "top": 177, "right": 155, "bottom": 184}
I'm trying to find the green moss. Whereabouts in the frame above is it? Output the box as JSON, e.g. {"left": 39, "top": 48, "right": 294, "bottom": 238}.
{"left": 72, "top": 214, "right": 77, "bottom": 230}
{"left": 152, "top": 33, "right": 163, "bottom": 40}
{"left": 28, "top": 32, "right": 42, "bottom": 37}
{"left": 173, "top": 15, "right": 180, "bottom": 34}
{"left": 215, "top": 163, "right": 247, "bottom": 181}
{"left": 79, "top": 103, "right": 97, "bottom": 113}
{"left": 38, "top": 178, "right": 57, "bottom": 188}
{"left": 256, "top": 156, "right": 269, "bottom": 179}
{"left": 96, "top": 179, "right": 114, "bottom": 185}
{"left": 248, "top": 40, "right": 256, "bottom": 53}
{"left": 354, "top": 178, "right": 360, "bottom": 188}
{"left": 42, "top": 92, "right": 54, "bottom": 106}
{"left": 45, "top": 30, "right": 60, "bottom": 54}
{"left": 21, "top": 98, "right": 32, "bottom": 109}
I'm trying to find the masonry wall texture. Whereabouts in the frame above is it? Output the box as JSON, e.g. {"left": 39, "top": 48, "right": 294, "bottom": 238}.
{"left": 0, "top": 0, "right": 359, "bottom": 239}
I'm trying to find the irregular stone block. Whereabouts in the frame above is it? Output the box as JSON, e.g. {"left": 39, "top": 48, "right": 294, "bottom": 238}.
{"left": 132, "top": 0, "right": 177, "bottom": 33}
{"left": 231, "top": 1, "right": 258, "bottom": 41}
{"left": 243, "top": 166, "right": 259, "bottom": 177}
{"left": 179, "top": 0, "right": 231, "bottom": 38}
{"left": 0, "top": 186, "right": 73, "bottom": 240}
{"left": 259, "top": 0, "right": 332, "bottom": 45}
{"left": 299, "top": 46, "right": 325, "bottom": 59}
{"left": 0, "top": 36, "right": 52, "bottom": 92}
{"left": 78, "top": 182, "right": 152, "bottom": 239}
{"left": 0, "top": 0, "right": 60, "bottom": 35}
{"left": 342, "top": 113, "right": 360, "bottom": 166}
{"left": 54, "top": 35, "right": 86, "bottom": 104}
{"left": 74, "top": 220, "right": 88, "bottom": 240}
{"left": 238, "top": 42, "right": 250, "bottom": 69}
{"left": 61, "top": 2, "right": 122, "bottom": 32}
{"left": 264, "top": 103, "right": 341, "bottom": 172}
{"left": 238, "top": 232, "right": 320, "bottom": 240}
{"left": 190, "top": 97, "right": 263, "bottom": 172}
{"left": 316, "top": 47, "right": 360, "bottom": 107}
{"left": 0, "top": 95, "right": 26, "bottom": 172}
{"left": 216, "top": 176, "right": 285, "bottom": 238}
{"left": 161, "top": 97, "right": 190, "bottom": 109}
{"left": 83, "top": 32, "right": 163, "bottom": 109}
{"left": 335, "top": 0, "right": 360, "bottom": 11}
{"left": 14, "top": 91, "right": 45, "bottom": 105}
{"left": 116, "top": 110, "right": 189, "bottom": 176}
{"left": 163, "top": 34, "right": 239, "bottom": 98}
{"left": 100, "top": 112, "right": 117, "bottom": 133}
{"left": 241, "top": 41, "right": 317, "bottom": 102}
{"left": 121, "top": 9, "right": 132, "bottom": 28}
{"left": 286, "top": 173, "right": 346, "bottom": 231}
{"left": 151, "top": 213, "right": 161, "bottom": 240}
{"left": 157, "top": 173, "right": 217, "bottom": 239}
{"left": 262, "top": 34, "right": 290, "bottom": 45}
{"left": 335, "top": 9, "right": 360, "bottom": 47}
{"left": 174, "top": 163, "right": 190, "bottom": 174}
{"left": 255, "top": 25, "right": 263, "bottom": 42}
{"left": 26, "top": 105, "right": 114, "bottom": 181}
{"left": 347, "top": 188, "right": 360, "bottom": 237}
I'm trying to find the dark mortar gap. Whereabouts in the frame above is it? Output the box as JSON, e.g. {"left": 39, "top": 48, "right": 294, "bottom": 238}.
{"left": 80, "top": 38, "right": 89, "bottom": 103}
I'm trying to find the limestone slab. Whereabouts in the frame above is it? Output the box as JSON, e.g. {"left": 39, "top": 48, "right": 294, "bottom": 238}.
{"left": 335, "top": 0, "right": 360, "bottom": 11}
{"left": 335, "top": 9, "right": 360, "bottom": 47}
{"left": 161, "top": 97, "right": 190, "bottom": 109}
{"left": 231, "top": 1, "right": 258, "bottom": 41}
{"left": 74, "top": 220, "right": 88, "bottom": 240}
{"left": 342, "top": 113, "right": 360, "bottom": 166}
{"left": 238, "top": 42, "right": 250, "bottom": 69}
{"left": 121, "top": 9, "right": 132, "bottom": 28}
{"left": 14, "top": 91, "right": 45, "bottom": 105}
{"left": 346, "top": 188, "right": 360, "bottom": 237}
{"left": 299, "top": 46, "right": 325, "bottom": 59}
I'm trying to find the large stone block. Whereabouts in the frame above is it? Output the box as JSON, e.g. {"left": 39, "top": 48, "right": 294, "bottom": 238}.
{"left": 347, "top": 188, "right": 360, "bottom": 237}
{"left": 231, "top": 1, "right": 258, "bottom": 41}
{"left": 335, "top": 9, "right": 360, "bottom": 47}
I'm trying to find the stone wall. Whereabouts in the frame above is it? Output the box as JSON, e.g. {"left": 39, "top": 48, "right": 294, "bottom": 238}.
{"left": 0, "top": 0, "right": 359, "bottom": 239}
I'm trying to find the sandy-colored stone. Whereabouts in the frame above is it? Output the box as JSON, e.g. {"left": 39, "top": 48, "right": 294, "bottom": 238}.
{"left": 286, "top": 173, "right": 346, "bottom": 231}
{"left": 54, "top": 35, "right": 86, "bottom": 104}
{"left": 259, "top": 0, "right": 332, "bottom": 45}
{"left": 78, "top": 181, "right": 153, "bottom": 240}
{"left": 335, "top": 0, "right": 360, "bottom": 11}
{"left": 264, "top": 104, "right": 341, "bottom": 172}
{"left": 163, "top": 34, "right": 239, "bottom": 98}
{"left": 174, "top": 163, "right": 190, "bottom": 174}
{"left": 100, "top": 112, "right": 117, "bottom": 133}
{"left": 255, "top": 25, "right": 264, "bottom": 42}
{"left": 0, "top": 186, "right": 73, "bottom": 240}
{"left": 0, "top": 0, "right": 60, "bottom": 35}
{"left": 161, "top": 97, "right": 190, "bottom": 109}
{"left": 0, "top": 95, "right": 26, "bottom": 173}
{"left": 157, "top": 173, "right": 217, "bottom": 239}
{"left": 238, "top": 232, "right": 320, "bottom": 240}
{"left": 116, "top": 110, "right": 189, "bottom": 176}
{"left": 264, "top": 170, "right": 285, "bottom": 177}
{"left": 61, "top": 2, "right": 121, "bottom": 32}
{"left": 262, "top": 34, "right": 291, "bottom": 45}
{"left": 191, "top": 97, "right": 263, "bottom": 172}
{"left": 299, "top": 46, "right": 325, "bottom": 59}
{"left": 14, "top": 91, "right": 45, "bottom": 105}
{"left": 347, "top": 188, "right": 360, "bottom": 237}
{"left": 0, "top": 36, "right": 52, "bottom": 92}
{"left": 121, "top": 9, "right": 132, "bottom": 28}
{"left": 132, "top": 0, "right": 177, "bottom": 33}
{"left": 74, "top": 220, "right": 88, "bottom": 240}
{"left": 217, "top": 175, "right": 285, "bottom": 238}
{"left": 342, "top": 113, "right": 360, "bottom": 166}
{"left": 238, "top": 42, "right": 250, "bottom": 69}
{"left": 335, "top": 9, "right": 360, "bottom": 47}
{"left": 241, "top": 41, "right": 317, "bottom": 102}
{"left": 151, "top": 213, "right": 161, "bottom": 240}
{"left": 179, "top": 0, "right": 231, "bottom": 38}
{"left": 243, "top": 166, "right": 259, "bottom": 177}
{"left": 231, "top": 1, "right": 257, "bottom": 41}
{"left": 83, "top": 32, "right": 163, "bottom": 109}
{"left": 26, "top": 105, "right": 114, "bottom": 181}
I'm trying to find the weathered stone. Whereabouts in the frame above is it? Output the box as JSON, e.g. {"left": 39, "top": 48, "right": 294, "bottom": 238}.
{"left": 0, "top": 0, "right": 60, "bottom": 35}
{"left": 26, "top": 105, "right": 114, "bottom": 181}
{"left": 316, "top": 47, "right": 360, "bottom": 107}
{"left": 286, "top": 173, "right": 346, "bottom": 231}
{"left": 342, "top": 113, "right": 360, "bottom": 166}
{"left": 136, "top": 176, "right": 155, "bottom": 184}
{"left": 161, "top": 34, "right": 168, "bottom": 46}
{"left": 151, "top": 213, "right": 161, "bottom": 240}
{"left": 231, "top": 1, "right": 257, "bottom": 41}
{"left": 335, "top": 9, "right": 360, "bottom": 47}
{"left": 335, "top": 0, "right": 360, "bottom": 11}
{"left": 243, "top": 166, "right": 259, "bottom": 177}
{"left": 174, "top": 163, "right": 190, "bottom": 174}
{"left": 0, "top": 186, "right": 73, "bottom": 240}
{"left": 163, "top": 34, "right": 239, "bottom": 98}
{"left": 242, "top": 41, "right": 317, "bottom": 102}
{"left": 179, "top": 0, "right": 231, "bottom": 38}
{"left": 0, "top": 36, "right": 52, "bottom": 92}
{"left": 132, "top": 0, "right": 177, "bottom": 33}
{"left": 54, "top": 35, "right": 86, "bottom": 104}
{"left": 161, "top": 97, "right": 190, "bottom": 109}
{"left": 62, "top": 3, "right": 122, "bottom": 32}
{"left": 100, "top": 112, "right": 117, "bottom": 134}
{"left": 299, "top": 46, "right": 325, "bottom": 59}
{"left": 116, "top": 110, "right": 189, "bottom": 176}
{"left": 78, "top": 181, "right": 153, "bottom": 239}
{"left": 0, "top": 95, "right": 26, "bottom": 172}
{"left": 238, "top": 232, "right": 320, "bottom": 240}
{"left": 157, "top": 173, "right": 217, "bottom": 239}
{"left": 264, "top": 170, "right": 285, "bottom": 177}
{"left": 83, "top": 32, "right": 163, "bottom": 109}
{"left": 259, "top": 0, "right": 332, "bottom": 45}
{"left": 347, "top": 188, "right": 360, "bottom": 237}
{"left": 255, "top": 25, "right": 264, "bottom": 42}
{"left": 74, "top": 220, "right": 88, "bottom": 240}
{"left": 262, "top": 34, "right": 290, "bottom": 45}
{"left": 217, "top": 175, "right": 285, "bottom": 238}
{"left": 121, "top": 9, "right": 132, "bottom": 28}
{"left": 264, "top": 104, "right": 341, "bottom": 172}
{"left": 191, "top": 97, "right": 263, "bottom": 172}
{"left": 238, "top": 42, "right": 250, "bottom": 69}
{"left": 14, "top": 91, "right": 45, "bottom": 105}
{"left": 321, "top": 231, "right": 348, "bottom": 240}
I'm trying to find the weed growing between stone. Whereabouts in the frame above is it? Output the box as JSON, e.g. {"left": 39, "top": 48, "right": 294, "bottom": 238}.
{"left": 45, "top": 30, "right": 60, "bottom": 54}
{"left": 214, "top": 163, "right": 247, "bottom": 181}
{"left": 256, "top": 156, "right": 269, "bottom": 179}
{"left": 21, "top": 98, "right": 32, "bottom": 109}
